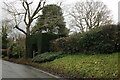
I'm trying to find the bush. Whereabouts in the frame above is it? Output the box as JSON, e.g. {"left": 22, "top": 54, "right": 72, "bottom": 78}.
{"left": 50, "top": 37, "right": 68, "bottom": 52}
{"left": 8, "top": 43, "right": 25, "bottom": 58}
{"left": 78, "top": 25, "right": 120, "bottom": 54}
{"left": 50, "top": 34, "right": 81, "bottom": 53}
{"left": 31, "top": 52, "right": 66, "bottom": 63}
{"left": 50, "top": 24, "right": 120, "bottom": 54}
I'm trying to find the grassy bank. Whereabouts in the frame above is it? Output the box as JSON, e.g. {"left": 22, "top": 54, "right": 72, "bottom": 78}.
{"left": 39, "top": 53, "right": 119, "bottom": 78}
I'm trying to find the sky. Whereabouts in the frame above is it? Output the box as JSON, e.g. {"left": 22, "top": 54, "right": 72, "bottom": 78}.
{"left": 0, "top": 0, "right": 120, "bottom": 34}
{"left": 94, "top": 0, "right": 119, "bottom": 23}
{"left": 0, "top": 0, "right": 2, "bottom": 28}
{"left": 48, "top": 0, "right": 119, "bottom": 23}
{"left": 118, "top": 1, "right": 120, "bottom": 23}
{"left": 1, "top": 0, "right": 119, "bottom": 23}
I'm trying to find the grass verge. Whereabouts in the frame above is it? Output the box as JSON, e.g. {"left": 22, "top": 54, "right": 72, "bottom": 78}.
{"left": 39, "top": 53, "right": 119, "bottom": 78}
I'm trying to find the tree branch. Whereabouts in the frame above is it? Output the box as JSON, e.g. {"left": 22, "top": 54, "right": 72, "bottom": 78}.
{"left": 22, "top": 1, "right": 28, "bottom": 26}
{"left": 14, "top": 25, "right": 27, "bottom": 35}
{"left": 24, "top": 1, "right": 31, "bottom": 21}
{"left": 32, "top": 15, "right": 41, "bottom": 20}
{"left": 31, "top": 0, "right": 45, "bottom": 19}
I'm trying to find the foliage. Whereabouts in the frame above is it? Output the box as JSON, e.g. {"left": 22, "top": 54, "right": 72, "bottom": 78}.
{"left": 41, "top": 33, "right": 59, "bottom": 53}
{"left": 33, "top": 4, "right": 69, "bottom": 36}
{"left": 1, "top": 19, "right": 13, "bottom": 56}
{"left": 40, "top": 53, "right": 119, "bottom": 78}
{"left": 2, "top": 33, "right": 8, "bottom": 49}
{"left": 27, "top": 33, "right": 59, "bottom": 58}
{"left": 9, "top": 43, "right": 25, "bottom": 58}
{"left": 50, "top": 37, "right": 67, "bottom": 52}
{"left": 78, "top": 24, "right": 120, "bottom": 54}
{"left": 50, "top": 34, "right": 80, "bottom": 53}
{"left": 31, "top": 52, "right": 66, "bottom": 63}
{"left": 50, "top": 24, "right": 120, "bottom": 54}
{"left": 7, "top": 34, "right": 26, "bottom": 58}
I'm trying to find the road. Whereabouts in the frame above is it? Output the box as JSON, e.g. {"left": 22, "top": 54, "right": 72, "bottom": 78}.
{"left": 2, "top": 60, "right": 59, "bottom": 79}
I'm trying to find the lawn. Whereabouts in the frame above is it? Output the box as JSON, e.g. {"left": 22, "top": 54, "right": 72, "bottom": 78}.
{"left": 39, "top": 53, "right": 119, "bottom": 78}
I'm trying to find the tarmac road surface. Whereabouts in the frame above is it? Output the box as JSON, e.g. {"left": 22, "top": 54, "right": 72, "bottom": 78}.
{"left": 2, "top": 60, "right": 59, "bottom": 80}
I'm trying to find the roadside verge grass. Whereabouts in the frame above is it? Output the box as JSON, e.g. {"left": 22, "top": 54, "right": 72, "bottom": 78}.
{"left": 39, "top": 53, "right": 119, "bottom": 78}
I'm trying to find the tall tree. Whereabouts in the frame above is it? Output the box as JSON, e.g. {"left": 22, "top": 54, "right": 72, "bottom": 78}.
{"left": 69, "top": 0, "right": 113, "bottom": 33}
{"left": 4, "top": 0, "right": 46, "bottom": 58}
{"left": 32, "top": 4, "right": 69, "bottom": 36}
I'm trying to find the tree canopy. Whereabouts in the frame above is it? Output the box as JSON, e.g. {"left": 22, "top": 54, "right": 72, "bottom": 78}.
{"left": 69, "top": 0, "right": 113, "bottom": 33}
{"left": 32, "top": 4, "right": 69, "bottom": 36}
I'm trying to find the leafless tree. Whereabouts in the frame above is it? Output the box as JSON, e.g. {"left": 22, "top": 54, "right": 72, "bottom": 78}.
{"left": 1, "top": 19, "right": 13, "bottom": 36}
{"left": 69, "top": 0, "right": 113, "bottom": 33}
{"left": 3, "top": 0, "right": 46, "bottom": 58}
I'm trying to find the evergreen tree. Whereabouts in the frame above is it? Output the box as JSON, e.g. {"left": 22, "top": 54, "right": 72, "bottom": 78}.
{"left": 33, "top": 4, "right": 69, "bottom": 36}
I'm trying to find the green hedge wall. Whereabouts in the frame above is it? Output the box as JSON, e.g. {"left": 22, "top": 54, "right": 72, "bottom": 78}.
{"left": 28, "top": 33, "right": 58, "bottom": 57}
{"left": 50, "top": 24, "right": 120, "bottom": 54}
{"left": 41, "top": 33, "right": 59, "bottom": 53}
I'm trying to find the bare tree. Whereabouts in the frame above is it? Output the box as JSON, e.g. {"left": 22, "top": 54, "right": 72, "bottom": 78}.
{"left": 1, "top": 19, "right": 13, "bottom": 37}
{"left": 69, "top": 0, "right": 113, "bottom": 33}
{"left": 3, "top": 0, "right": 46, "bottom": 58}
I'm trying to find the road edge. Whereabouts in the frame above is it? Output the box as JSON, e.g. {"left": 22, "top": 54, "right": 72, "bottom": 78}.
{"left": 2, "top": 59, "right": 62, "bottom": 79}
{"left": 30, "top": 66, "right": 60, "bottom": 79}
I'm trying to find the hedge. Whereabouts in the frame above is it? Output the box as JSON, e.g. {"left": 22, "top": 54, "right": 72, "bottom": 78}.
{"left": 27, "top": 33, "right": 58, "bottom": 58}
{"left": 50, "top": 24, "right": 120, "bottom": 54}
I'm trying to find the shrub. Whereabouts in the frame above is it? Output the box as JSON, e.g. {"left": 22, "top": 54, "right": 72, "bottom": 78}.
{"left": 31, "top": 52, "right": 66, "bottom": 63}
{"left": 50, "top": 34, "right": 81, "bottom": 53}
{"left": 50, "top": 24, "right": 120, "bottom": 54}
{"left": 50, "top": 37, "right": 68, "bottom": 52}
{"left": 78, "top": 24, "right": 120, "bottom": 54}
{"left": 8, "top": 43, "right": 25, "bottom": 58}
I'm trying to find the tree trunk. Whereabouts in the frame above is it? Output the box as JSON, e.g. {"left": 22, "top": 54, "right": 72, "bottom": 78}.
{"left": 25, "top": 36, "right": 28, "bottom": 58}
{"left": 25, "top": 35, "right": 33, "bottom": 58}
{"left": 25, "top": 27, "right": 32, "bottom": 58}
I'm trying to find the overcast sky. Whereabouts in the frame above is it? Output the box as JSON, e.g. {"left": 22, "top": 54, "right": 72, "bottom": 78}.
{"left": 1, "top": 0, "right": 119, "bottom": 23}
{"left": 0, "top": 0, "right": 119, "bottom": 30}
{"left": 48, "top": 0, "right": 119, "bottom": 23}
{"left": 118, "top": 1, "right": 120, "bottom": 23}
